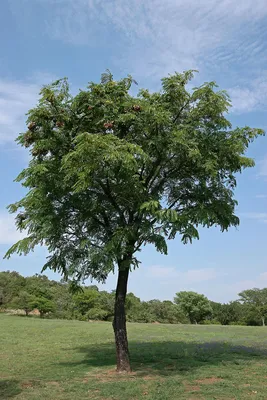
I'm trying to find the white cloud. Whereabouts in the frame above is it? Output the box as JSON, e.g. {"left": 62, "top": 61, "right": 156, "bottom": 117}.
{"left": 229, "top": 272, "right": 267, "bottom": 295}
{"left": 258, "top": 155, "right": 267, "bottom": 177}
{"left": 0, "top": 73, "right": 57, "bottom": 144}
{"left": 240, "top": 212, "right": 267, "bottom": 223}
{"left": 147, "top": 265, "right": 219, "bottom": 284}
{"left": 228, "top": 74, "right": 267, "bottom": 113}
{"left": 7, "top": 1, "right": 267, "bottom": 114}
{"left": 256, "top": 194, "right": 267, "bottom": 198}
{"left": 259, "top": 272, "right": 267, "bottom": 280}
{"left": 9, "top": 0, "right": 267, "bottom": 85}
{"left": 0, "top": 212, "right": 25, "bottom": 245}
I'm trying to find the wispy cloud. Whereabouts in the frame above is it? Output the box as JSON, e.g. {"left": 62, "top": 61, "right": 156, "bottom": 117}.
{"left": 229, "top": 272, "right": 267, "bottom": 295}
{"left": 258, "top": 155, "right": 267, "bottom": 177}
{"left": 240, "top": 212, "right": 267, "bottom": 223}
{"left": 0, "top": 211, "right": 24, "bottom": 245}
{"left": 147, "top": 265, "right": 220, "bottom": 284}
{"left": 256, "top": 194, "right": 267, "bottom": 198}
{"left": 0, "top": 73, "right": 57, "bottom": 144}
{"left": 11, "top": 0, "right": 267, "bottom": 84}
{"left": 228, "top": 74, "right": 267, "bottom": 113}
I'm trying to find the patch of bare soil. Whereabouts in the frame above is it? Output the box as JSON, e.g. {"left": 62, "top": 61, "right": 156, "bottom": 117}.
{"left": 184, "top": 384, "right": 201, "bottom": 392}
{"left": 195, "top": 377, "right": 224, "bottom": 385}
{"left": 87, "top": 368, "right": 163, "bottom": 383}
{"left": 46, "top": 381, "right": 60, "bottom": 386}
{"left": 21, "top": 381, "right": 33, "bottom": 389}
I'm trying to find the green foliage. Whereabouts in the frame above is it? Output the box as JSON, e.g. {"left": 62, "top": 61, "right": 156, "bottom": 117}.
{"left": 210, "top": 301, "right": 244, "bottom": 325}
{"left": 32, "top": 297, "right": 55, "bottom": 317}
{"left": 0, "top": 271, "right": 26, "bottom": 306}
{"left": 86, "top": 308, "right": 109, "bottom": 320}
{"left": 238, "top": 288, "right": 267, "bottom": 325}
{"left": 73, "top": 288, "right": 100, "bottom": 316}
{"left": 5, "top": 71, "right": 264, "bottom": 285}
{"left": 3, "top": 314, "right": 267, "bottom": 400}
{"left": 174, "top": 291, "right": 212, "bottom": 323}
{"left": 1, "top": 271, "right": 267, "bottom": 326}
{"left": 11, "top": 291, "right": 36, "bottom": 316}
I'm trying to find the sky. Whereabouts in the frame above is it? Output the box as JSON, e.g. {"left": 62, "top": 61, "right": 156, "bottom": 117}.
{"left": 1, "top": 0, "right": 267, "bottom": 303}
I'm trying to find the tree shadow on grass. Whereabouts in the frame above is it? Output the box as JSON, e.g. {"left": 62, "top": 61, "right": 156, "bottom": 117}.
{"left": 59, "top": 340, "right": 267, "bottom": 377}
{"left": 0, "top": 380, "right": 22, "bottom": 398}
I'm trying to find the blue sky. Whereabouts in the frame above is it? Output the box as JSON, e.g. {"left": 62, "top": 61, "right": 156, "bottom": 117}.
{"left": 1, "top": 0, "right": 267, "bottom": 303}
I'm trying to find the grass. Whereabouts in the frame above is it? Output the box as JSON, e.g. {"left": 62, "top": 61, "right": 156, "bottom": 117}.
{"left": 1, "top": 315, "right": 267, "bottom": 399}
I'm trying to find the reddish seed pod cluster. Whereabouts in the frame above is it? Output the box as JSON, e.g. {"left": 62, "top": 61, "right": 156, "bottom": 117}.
{"left": 28, "top": 122, "right": 37, "bottom": 131}
{"left": 24, "top": 132, "right": 35, "bottom": 148}
{"left": 132, "top": 105, "right": 141, "bottom": 112}
{"left": 104, "top": 121, "right": 114, "bottom": 129}
{"left": 88, "top": 106, "right": 93, "bottom": 110}
{"left": 56, "top": 121, "right": 64, "bottom": 128}
{"left": 17, "top": 212, "right": 26, "bottom": 222}
{"left": 32, "top": 148, "right": 48, "bottom": 157}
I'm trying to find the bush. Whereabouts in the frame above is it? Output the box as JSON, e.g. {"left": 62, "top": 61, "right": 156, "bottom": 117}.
{"left": 86, "top": 308, "right": 109, "bottom": 320}
{"left": 200, "top": 319, "right": 221, "bottom": 325}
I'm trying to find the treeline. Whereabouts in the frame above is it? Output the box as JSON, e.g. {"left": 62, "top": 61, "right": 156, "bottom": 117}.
{"left": 1, "top": 271, "right": 267, "bottom": 326}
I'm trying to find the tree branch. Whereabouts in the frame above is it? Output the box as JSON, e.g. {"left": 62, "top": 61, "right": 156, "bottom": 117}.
{"left": 98, "top": 179, "right": 126, "bottom": 225}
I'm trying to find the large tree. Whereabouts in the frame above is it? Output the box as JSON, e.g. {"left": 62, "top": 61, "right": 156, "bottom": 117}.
{"left": 174, "top": 291, "right": 212, "bottom": 324}
{"left": 5, "top": 70, "right": 263, "bottom": 372}
{"left": 11, "top": 290, "right": 36, "bottom": 316}
{"left": 238, "top": 288, "right": 267, "bottom": 326}
{"left": 211, "top": 301, "right": 244, "bottom": 325}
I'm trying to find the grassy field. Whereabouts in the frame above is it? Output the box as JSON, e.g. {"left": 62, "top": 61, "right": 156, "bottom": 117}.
{"left": 1, "top": 315, "right": 267, "bottom": 399}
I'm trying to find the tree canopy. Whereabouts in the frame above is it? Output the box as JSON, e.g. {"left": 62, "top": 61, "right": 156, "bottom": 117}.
{"left": 174, "top": 291, "right": 212, "bottom": 324}
{"left": 5, "top": 70, "right": 264, "bottom": 371}
{"left": 238, "top": 288, "right": 267, "bottom": 326}
{"left": 5, "top": 70, "right": 263, "bottom": 280}
{"left": 2, "top": 271, "right": 267, "bottom": 326}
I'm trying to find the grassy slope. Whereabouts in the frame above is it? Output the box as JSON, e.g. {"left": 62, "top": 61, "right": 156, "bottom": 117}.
{"left": 1, "top": 314, "right": 267, "bottom": 399}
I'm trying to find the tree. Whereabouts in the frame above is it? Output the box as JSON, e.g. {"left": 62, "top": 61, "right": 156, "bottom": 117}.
{"left": 5, "top": 70, "right": 263, "bottom": 372}
{"left": 238, "top": 288, "right": 267, "bottom": 326}
{"left": 0, "top": 271, "right": 26, "bottom": 306}
{"left": 25, "top": 274, "right": 54, "bottom": 300}
{"left": 211, "top": 301, "right": 243, "bottom": 325}
{"left": 32, "top": 297, "right": 55, "bottom": 318}
{"left": 174, "top": 291, "right": 212, "bottom": 324}
{"left": 50, "top": 281, "right": 75, "bottom": 320}
{"left": 11, "top": 291, "right": 36, "bottom": 316}
{"left": 73, "top": 287, "right": 99, "bottom": 316}
{"left": 97, "top": 290, "right": 115, "bottom": 321}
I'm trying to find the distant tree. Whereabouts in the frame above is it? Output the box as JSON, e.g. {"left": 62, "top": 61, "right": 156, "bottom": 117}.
{"left": 97, "top": 290, "right": 115, "bottom": 321}
{"left": 161, "top": 301, "right": 188, "bottom": 324}
{"left": 211, "top": 301, "right": 243, "bottom": 325}
{"left": 50, "top": 282, "right": 75, "bottom": 320}
{"left": 25, "top": 275, "right": 54, "bottom": 299}
{"left": 238, "top": 288, "right": 267, "bottom": 326}
{"left": 0, "top": 271, "right": 26, "bottom": 306}
{"left": 73, "top": 288, "right": 99, "bottom": 316}
{"left": 86, "top": 307, "right": 109, "bottom": 320}
{"left": 5, "top": 70, "right": 263, "bottom": 371}
{"left": 32, "top": 297, "right": 55, "bottom": 318}
{"left": 11, "top": 291, "right": 36, "bottom": 316}
{"left": 174, "top": 291, "right": 212, "bottom": 324}
{"left": 140, "top": 299, "right": 186, "bottom": 324}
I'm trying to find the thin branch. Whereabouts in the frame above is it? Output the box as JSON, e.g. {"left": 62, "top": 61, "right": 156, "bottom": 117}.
{"left": 98, "top": 179, "right": 126, "bottom": 225}
{"left": 173, "top": 97, "right": 191, "bottom": 124}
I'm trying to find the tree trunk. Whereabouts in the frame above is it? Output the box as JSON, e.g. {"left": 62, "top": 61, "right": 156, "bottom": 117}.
{"left": 113, "top": 264, "right": 131, "bottom": 373}
{"left": 262, "top": 316, "right": 265, "bottom": 326}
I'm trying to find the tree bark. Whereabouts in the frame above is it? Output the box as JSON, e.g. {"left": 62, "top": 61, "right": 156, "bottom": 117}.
{"left": 262, "top": 316, "right": 265, "bottom": 326}
{"left": 113, "top": 263, "right": 131, "bottom": 373}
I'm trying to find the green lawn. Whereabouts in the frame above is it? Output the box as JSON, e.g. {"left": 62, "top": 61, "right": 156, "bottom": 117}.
{"left": 1, "top": 314, "right": 267, "bottom": 399}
